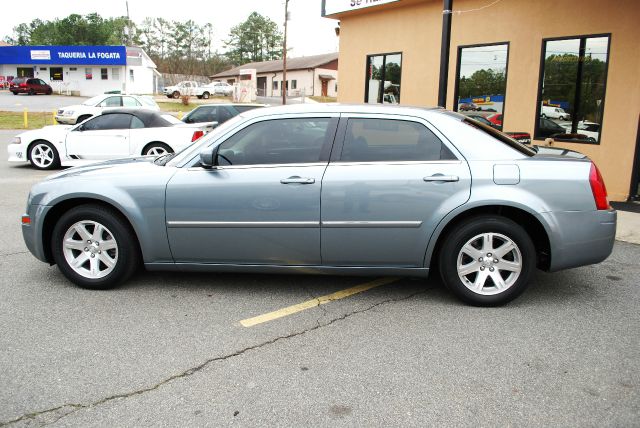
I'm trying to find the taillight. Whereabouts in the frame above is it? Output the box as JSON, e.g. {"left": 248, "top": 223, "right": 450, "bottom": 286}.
{"left": 589, "top": 162, "right": 610, "bottom": 210}
{"left": 191, "top": 130, "right": 204, "bottom": 142}
{"left": 19, "top": 83, "right": 27, "bottom": 88}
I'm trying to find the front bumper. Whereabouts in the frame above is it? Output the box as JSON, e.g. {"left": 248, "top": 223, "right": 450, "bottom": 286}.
{"left": 22, "top": 204, "right": 52, "bottom": 263}
{"left": 7, "top": 143, "right": 27, "bottom": 163}
{"left": 545, "top": 209, "right": 617, "bottom": 272}
{"left": 55, "top": 115, "right": 76, "bottom": 124}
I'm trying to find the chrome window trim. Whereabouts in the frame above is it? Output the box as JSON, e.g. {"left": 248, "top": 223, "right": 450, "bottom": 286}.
{"left": 167, "top": 221, "right": 320, "bottom": 228}
{"left": 328, "top": 160, "right": 462, "bottom": 167}
{"left": 187, "top": 162, "right": 328, "bottom": 171}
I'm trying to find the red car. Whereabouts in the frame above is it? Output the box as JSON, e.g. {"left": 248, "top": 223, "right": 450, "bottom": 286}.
{"left": 9, "top": 77, "right": 52, "bottom": 95}
{"left": 487, "top": 113, "right": 503, "bottom": 127}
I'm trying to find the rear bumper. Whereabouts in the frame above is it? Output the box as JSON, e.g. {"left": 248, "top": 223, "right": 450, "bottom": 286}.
{"left": 545, "top": 209, "right": 616, "bottom": 272}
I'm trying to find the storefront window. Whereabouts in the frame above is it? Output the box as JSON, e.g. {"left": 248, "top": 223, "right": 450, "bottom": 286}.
{"left": 365, "top": 53, "right": 401, "bottom": 104}
{"left": 85, "top": 68, "right": 92, "bottom": 80}
{"left": 535, "top": 35, "right": 610, "bottom": 144}
{"left": 454, "top": 43, "right": 508, "bottom": 130}
{"left": 50, "top": 67, "right": 63, "bottom": 81}
{"left": 101, "top": 68, "right": 108, "bottom": 80}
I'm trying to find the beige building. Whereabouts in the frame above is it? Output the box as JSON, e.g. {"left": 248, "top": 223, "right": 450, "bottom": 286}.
{"left": 211, "top": 53, "right": 338, "bottom": 98}
{"left": 323, "top": 0, "right": 640, "bottom": 202}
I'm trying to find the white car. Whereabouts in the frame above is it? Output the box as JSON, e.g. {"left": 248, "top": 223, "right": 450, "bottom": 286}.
{"left": 163, "top": 81, "right": 200, "bottom": 99}
{"left": 8, "top": 109, "right": 208, "bottom": 170}
{"left": 541, "top": 105, "right": 570, "bottom": 121}
{"left": 195, "top": 82, "right": 234, "bottom": 99}
{"left": 55, "top": 94, "right": 160, "bottom": 125}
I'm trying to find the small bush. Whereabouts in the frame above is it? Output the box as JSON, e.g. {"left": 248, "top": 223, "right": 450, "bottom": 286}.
{"left": 181, "top": 95, "right": 190, "bottom": 106}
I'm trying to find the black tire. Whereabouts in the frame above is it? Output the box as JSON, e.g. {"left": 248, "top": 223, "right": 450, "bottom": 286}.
{"left": 172, "top": 91, "right": 180, "bottom": 99}
{"left": 76, "top": 115, "right": 92, "bottom": 124}
{"left": 142, "top": 142, "right": 173, "bottom": 156}
{"left": 196, "top": 95, "right": 203, "bottom": 99}
{"left": 46, "top": 88, "right": 52, "bottom": 95}
{"left": 12, "top": 91, "right": 18, "bottom": 95}
{"left": 438, "top": 215, "right": 536, "bottom": 306}
{"left": 51, "top": 204, "right": 140, "bottom": 290}
{"left": 202, "top": 92, "right": 210, "bottom": 99}
{"left": 28, "top": 89, "right": 35, "bottom": 96}
{"left": 28, "top": 140, "right": 60, "bottom": 170}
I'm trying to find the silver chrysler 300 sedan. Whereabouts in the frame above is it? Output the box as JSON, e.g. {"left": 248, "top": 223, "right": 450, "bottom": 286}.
{"left": 21, "top": 105, "right": 616, "bottom": 306}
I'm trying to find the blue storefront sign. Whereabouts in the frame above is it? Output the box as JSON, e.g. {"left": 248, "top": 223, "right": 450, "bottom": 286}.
{"left": 0, "top": 45, "right": 126, "bottom": 66}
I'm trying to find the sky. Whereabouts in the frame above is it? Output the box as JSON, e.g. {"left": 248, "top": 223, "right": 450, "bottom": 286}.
{"left": 0, "top": 0, "right": 340, "bottom": 58}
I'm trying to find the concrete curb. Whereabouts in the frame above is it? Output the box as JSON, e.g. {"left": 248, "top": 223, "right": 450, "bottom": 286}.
{"left": 615, "top": 210, "right": 640, "bottom": 245}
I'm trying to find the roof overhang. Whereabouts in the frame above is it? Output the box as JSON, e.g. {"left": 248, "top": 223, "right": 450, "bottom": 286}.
{"left": 322, "top": 0, "right": 425, "bottom": 18}
{"left": 318, "top": 74, "right": 335, "bottom": 80}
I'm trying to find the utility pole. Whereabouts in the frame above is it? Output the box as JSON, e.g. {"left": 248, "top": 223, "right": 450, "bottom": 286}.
{"left": 282, "top": 0, "right": 289, "bottom": 105}
{"left": 125, "top": 0, "right": 131, "bottom": 95}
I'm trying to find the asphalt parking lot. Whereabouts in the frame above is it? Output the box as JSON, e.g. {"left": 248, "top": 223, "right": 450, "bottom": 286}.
{"left": 0, "top": 128, "right": 639, "bottom": 427}
{"left": 0, "top": 91, "right": 87, "bottom": 112}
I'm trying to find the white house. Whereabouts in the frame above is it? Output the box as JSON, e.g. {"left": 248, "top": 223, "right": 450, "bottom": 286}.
{"left": 0, "top": 45, "right": 160, "bottom": 96}
{"left": 211, "top": 52, "right": 339, "bottom": 98}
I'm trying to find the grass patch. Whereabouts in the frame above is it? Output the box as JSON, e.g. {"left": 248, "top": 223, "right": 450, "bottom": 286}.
{"left": 156, "top": 102, "right": 197, "bottom": 113}
{"left": 0, "top": 111, "right": 57, "bottom": 130}
{"left": 309, "top": 96, "right": 338, "bottom": 103}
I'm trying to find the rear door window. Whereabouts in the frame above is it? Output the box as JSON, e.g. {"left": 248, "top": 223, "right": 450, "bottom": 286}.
{"left": 339, "top": 118, "right": 455, "bottom": 162}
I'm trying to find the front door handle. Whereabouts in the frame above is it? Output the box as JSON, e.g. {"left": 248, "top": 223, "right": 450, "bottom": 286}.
{"left": 280, "top": 176, "right": 315, "bottom": 185}
{"left": 423, "top": 174, "right": 459, "bottom": 182}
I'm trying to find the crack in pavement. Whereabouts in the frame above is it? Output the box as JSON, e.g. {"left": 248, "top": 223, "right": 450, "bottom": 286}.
{"left": 0, "top": 286, "right": 430, "bottom": 427}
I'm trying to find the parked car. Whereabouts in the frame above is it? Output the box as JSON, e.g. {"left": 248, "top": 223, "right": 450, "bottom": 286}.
{"left": 487, "top": 113, "right": 503, "bottom": 127}
{"left": 504, "top": 132, "right": 531, "bottom": 145}
{"left": 195, "top": 82, "right": 234, "bottom": 99}
{"left": 541, "top": 105, "right": 570, "bottom": 121}
{"left": 9, "top": 77, "right": 52, "bottom": 95}
{"left": 8, "top": 109, "right": 207, "bottom": 170}
{"left": 19, "top": 105, "right": 615, "bottom": 306}
{"left": 55, "top": 94, "right": 160, "bottom": 125}
{"left": 163, "top": 81, "right": 200, "bottom": 99}
{"left": 538, "top": 117, "right": 569, "bottom": 138}
{"left": 182, "top": 103, "right": 266, "bottom": 131}
{"left": 459, "top": 102, "right": 481, "bottom": 111}
{"left": 465, "top": 114, "right": 497, "bottom": 128}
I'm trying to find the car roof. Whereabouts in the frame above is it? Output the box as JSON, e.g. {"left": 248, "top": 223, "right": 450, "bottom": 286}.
{"left": 234, "top": 103, "right": 442, "bottom": 119}
{"left": 100, "top": 108, "right": 169, "bottom": 127}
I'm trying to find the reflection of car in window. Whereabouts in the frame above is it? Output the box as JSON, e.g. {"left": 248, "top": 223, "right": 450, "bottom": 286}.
{"left": 538, "top": 117, "right": 568, "bottom": 138}
{"left": 383, "top": 93, "right": 398, "bottom": 104}
{"left": 459, "top": 102, "right": 481, "bottom": 111}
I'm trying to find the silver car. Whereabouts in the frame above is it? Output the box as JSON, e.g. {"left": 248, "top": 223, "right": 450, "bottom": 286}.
{"left": 20, "top": 105, "right": 616, "bottom": 306}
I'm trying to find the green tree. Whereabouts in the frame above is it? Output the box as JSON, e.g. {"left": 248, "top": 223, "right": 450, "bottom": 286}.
{"left": 224, "top": 12, "right": 283, "bottom": 65}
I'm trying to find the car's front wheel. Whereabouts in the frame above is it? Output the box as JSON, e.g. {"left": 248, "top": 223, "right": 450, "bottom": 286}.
{"left": 51, "top": 205, "right": 139, "bottom": 289}
{"left": 29, "top": 141, "right": 60, "bottom": 170}
{"left": 172, "top": 91, "right": 180, "bottom": 99}
{"left": 438, "top": 215, "right": 535, "bottom": 306}
{"left": 202, "top": 91, "right": 210, "bottom": 99}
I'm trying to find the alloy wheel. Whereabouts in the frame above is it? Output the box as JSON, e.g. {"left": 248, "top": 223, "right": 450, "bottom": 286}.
{"left": 31, "top": 144, "right": 55, "bottom": 168}
{"left": 456, "top": 232, "right": 522, "bottom": 295}
{"left": 62, "top": 220, "right": 119, "bottom": 279}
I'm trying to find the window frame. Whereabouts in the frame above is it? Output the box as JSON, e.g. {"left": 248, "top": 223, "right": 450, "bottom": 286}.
{"left": 452, "top": 41, "right": 510, "bottom": 129}
{"left": 101, "top": 68, "right": 108, "bottom": 80}
{"left": 533, "top": 33, "right": 612, "bottom": 145}
{"left": 364, "top": 52, "right": 403, "bottom": 104}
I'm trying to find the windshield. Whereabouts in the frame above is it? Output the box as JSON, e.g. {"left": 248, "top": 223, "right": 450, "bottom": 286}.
{"left": 166, "top": 114, "right": 248, "bottom": 167}
{"left": 140, "top": 96, "right": 158, "bottom": 107}
{"left": 443, "top": 111, "right": 536, "bottom": 157}
{"left": 82, "top": 95, "right": 106, "bottom": 106}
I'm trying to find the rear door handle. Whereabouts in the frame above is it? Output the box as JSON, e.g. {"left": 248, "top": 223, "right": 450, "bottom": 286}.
{"left": 280, "top": 176, "right": 315, "bottom": 184}
{"left": 423, "top": 174, "right": 459, "bottom": 182}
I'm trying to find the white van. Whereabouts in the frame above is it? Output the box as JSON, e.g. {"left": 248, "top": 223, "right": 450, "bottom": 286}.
{"left": 541, "top": 105, "right": 570, "bottom": 120}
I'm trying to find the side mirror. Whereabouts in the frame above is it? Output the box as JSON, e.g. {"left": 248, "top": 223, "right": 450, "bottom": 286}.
{"left": 75, "top": 124, "right": 84, "bottom": 132}
{"left": 200, "top": 146, "right": 217, "bottom": 169}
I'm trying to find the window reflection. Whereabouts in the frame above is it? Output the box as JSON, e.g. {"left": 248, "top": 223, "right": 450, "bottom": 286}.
{"left": 365, "top": 53, "right": 401, "bottom": 104}
{"left": 536, "top": 35, "right": 609, "bottom": 143}
{"left": 455, "top": 44, "right": 508, "bottom": 130}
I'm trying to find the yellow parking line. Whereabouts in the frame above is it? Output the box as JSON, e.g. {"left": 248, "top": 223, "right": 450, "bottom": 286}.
{"left": 239, "top": 277, "right": 397, "bottom": 327}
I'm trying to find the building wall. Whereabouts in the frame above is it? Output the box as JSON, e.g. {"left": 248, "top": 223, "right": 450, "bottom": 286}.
{"left": 335, "top": 0, "right": 640, "bottom": 201}
{"left": 0, "top": 64, "right": 157, "bottom": 96}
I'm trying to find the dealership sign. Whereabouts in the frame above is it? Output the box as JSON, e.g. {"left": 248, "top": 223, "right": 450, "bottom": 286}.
{"left": 323, "top": 0, "right": 401, "bottom": 15}
{"left": 0, "top": 45, "right": 127, "bottom": 65}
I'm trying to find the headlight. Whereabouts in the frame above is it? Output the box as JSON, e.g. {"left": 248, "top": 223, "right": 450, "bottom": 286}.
{"left": 12, "top": 137, "right": 21, "bottom": 144}
{"left": 65, "top": 110, "right": 74, "bottom": 116}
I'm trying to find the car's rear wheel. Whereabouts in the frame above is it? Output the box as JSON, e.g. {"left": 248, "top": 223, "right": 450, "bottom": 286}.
{"left": 143, "top": 142, "right": 173, "bottom": 156}
{"left": 172, "top": 91, "right": 180, "bottom": 99}
{"left": 52, "top": 205, "right": 139, "bottom": 289}
{"left": 202, "top": 91, "right": 210, "bottom": 99}
{"left": 29, "top": 141, "right": 60, "bottom": 170}
{"left": 28, "top": 89, "right": 34, "bottom": 96}
{"left": 46, "top": 88, "right": 52, "bottom": 95}
{"left": 438, "top": 215, "right": 535, "bottom": 306}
